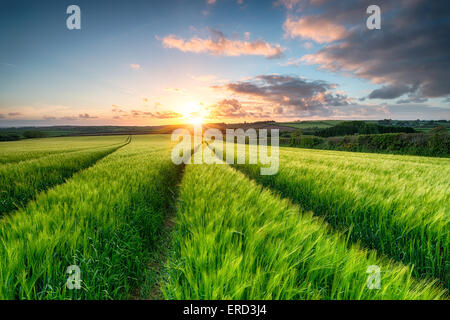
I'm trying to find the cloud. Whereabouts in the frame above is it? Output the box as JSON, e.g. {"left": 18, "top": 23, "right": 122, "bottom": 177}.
{"left": 130, "top": 64, "right": 141, "bottom": 70}
{"left": 8, "top": 112, "right": 22, "bottom": 117}
{"left": 368, "top": 84, "right": 414, "bottom": 100}
{"left": 210, "top": 74, "right": 351, "bottom": 118}
{"left": 150, "top": 111, "right": 183, "bottom": 119}
{"left": 396, "top": 96, "right": 429, "bottom": 104}
{"left": 43, "top": 115, "right": 56, "bottom": 120}
{"left": 299, "top": 0, "right": 450, "bottom": 100}
{"left": 161, "top": 28, "right": 284, "bottom": 59}
{"left": 283, "top": 16, "right": 348, "bottom": 43}
{"left": 386, "top": 104, "right": 450, "bottom": 120}
{"left": 130, "top": 110, "right": 183, "bottom": 119}
{"left": 207, "top": 0, "right": 244, "bottom": 6}
{"left": 164, "top": 87, "right": 185, "bottom": 94}
{"left": 112, "top": 105, "right": 125, "bottom": 113}
{"left": 280, "top": 57, "right": 303, "bottom": 67}
{"left": 215, "top": 74, "right": 349, "bottom": 110}
{"left": 206, "top": 99, "right": 249, "bottom": 119}
{"left": 60, "top": 116, "right": 78, "bottom": 121}
{"left": 0, "top": 114, "right": 4, "bottom": 119}
{"left": 79, "top": 113, "right": 98, "bottom": 119}
{"left": 303, "top": 42, "right": 313, "bottom": 49}
{"left": 275, "top": 0, "right": 302, "bottom": 10}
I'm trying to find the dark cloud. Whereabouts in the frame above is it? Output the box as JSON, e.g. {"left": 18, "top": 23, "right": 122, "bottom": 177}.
{"left": 297, "top": 0, "right": 450, "bottom": 100}
{"left": 209, "top": 74, "right": 449, "bottom": 120}
{"left": 8, "top": 112, "right": 21, "bottom": 117}
{"left": 213, "top": 74, "right": 350, "bottom": 116}
{"left": 368, "top": 84, "right": 414, "bottom": 100}
{"left": 0, "top": 114, "right": 4, "bottom": 119}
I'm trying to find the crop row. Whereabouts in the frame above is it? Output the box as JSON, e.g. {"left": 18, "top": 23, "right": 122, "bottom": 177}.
{"left": 232, "top": 146, "right": 449, "bottom": 288}
{"left": 0, "top": 135, "right": 181, "bottom": 299}
{"left": 162, "top": 158, "right": 446, "bottom": 299}
{"left": 0, "top": 140, "right": 129, "bottom": 216}
{"left": 0, "top": 135, "right": 128, "bottom": 164}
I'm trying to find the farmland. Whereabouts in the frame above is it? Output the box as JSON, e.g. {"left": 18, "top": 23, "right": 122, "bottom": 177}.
{"left": 0, "top": 138, "right": 129, "bottom": 216}
{"left": 0, "top": 135, "right": 127, "bottom": 164}
{"left": 233, "top": 146, "right": 450, "bottom": 288}
{"left": 163, "top": 159, "right": 445, "bottom": 299}
{"left": 0, "top": 135, "right": 181, "bottom": 299}
{"left": 0, "top": 134, "right": 448, "bottom": 299}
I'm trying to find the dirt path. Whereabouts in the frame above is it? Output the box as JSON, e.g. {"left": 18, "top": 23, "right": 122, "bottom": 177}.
{"left": 137, "top": 211, "right": 177, "bottom": 300}
{"left": 132, "top": 165, "right": 184, "bottom": 300}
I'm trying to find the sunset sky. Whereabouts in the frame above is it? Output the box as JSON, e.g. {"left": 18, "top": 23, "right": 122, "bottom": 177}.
{"left": 0, "top": 0, "right": 449, "bottom": 126}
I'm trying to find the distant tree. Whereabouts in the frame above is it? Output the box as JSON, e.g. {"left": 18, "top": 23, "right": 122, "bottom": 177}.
{"left": 23, "top": 131, "right": 48, "bottom": 139}
{"left": 315, "top": 121, "right": 415, "bottom": 137}
{"left": 0, "top": 133, "right": 21, "bottom": 141}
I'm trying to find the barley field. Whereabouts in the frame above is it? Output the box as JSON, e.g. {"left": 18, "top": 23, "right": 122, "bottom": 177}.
{"left": 0, "top": 134, "right": 448, "bottom": 299}
{"left": 233, "top": 146, "right": 450, "bottom": 289}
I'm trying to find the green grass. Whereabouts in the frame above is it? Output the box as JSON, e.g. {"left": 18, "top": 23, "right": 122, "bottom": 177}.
{"left": 232, "top": 146, "right": 450, "bottom": 289}
{"left": 162, "top": 157, "right": 446, "bottom": 299}
{"left": 0, "top": 135, "right": 182, "bottom": 299}
{"left": 0, "top": 133, "right": 447, "bottom": 300}
{"left": 0, "top": 135, "right": 127, "bottom": 164}
{"left": 278, "top": 121, "right": 343, "bottom": 130}
{"left": 0, "top": 138, "right": 130, "bottom": 216}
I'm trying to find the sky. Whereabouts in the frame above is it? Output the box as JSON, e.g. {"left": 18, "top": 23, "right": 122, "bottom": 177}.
{"left": 0, "top": 0, "right": 449, "bottom": 127}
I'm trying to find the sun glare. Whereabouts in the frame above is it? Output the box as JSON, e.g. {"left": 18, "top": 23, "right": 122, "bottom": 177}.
{"left": 180, "top": 101, "right": 205, "bottom": 125}
{"left": 190, "top": 117, "right": 203, "bottom": 125}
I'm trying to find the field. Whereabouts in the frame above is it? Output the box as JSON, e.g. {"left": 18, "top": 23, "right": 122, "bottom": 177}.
{"left": 232, "top": 146, "right": 449, "bottom": 288}
{"left": 278, "top": 120, "right": 344, "bottom": 130}
{"left": 0, "top": 135, "right": 127, "bottom": 164}
{"left": 278, "top": 120, "right": 450, "bottom": 133}
{"left": 0, "top": 134, "right": 448, "bottom": 299}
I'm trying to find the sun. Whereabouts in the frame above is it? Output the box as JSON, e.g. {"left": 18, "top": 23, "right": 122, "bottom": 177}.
{"left": 179, "top": 101, "right": 205, "bottom": 125}
{"left": 190, "top": 117, "right": 203, "bottom": 125}
{"left": 180, "top": 101, "right": 200, "bottom": 117}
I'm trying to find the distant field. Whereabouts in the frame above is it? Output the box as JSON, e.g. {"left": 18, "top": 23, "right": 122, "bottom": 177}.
{"left": 278, "top": 120, "right": 343, "bottom": 129}
{"left": 278, "top": 120, "right": 450, "bottom": 133}
{"left": 0, "top": 134, "right": 448, "bottom": 299}
{"left": 0, "top": 135, "right": 127, "bottom": 164}
{"left": 0, "top": 136, "right": 129, "bottom": 216}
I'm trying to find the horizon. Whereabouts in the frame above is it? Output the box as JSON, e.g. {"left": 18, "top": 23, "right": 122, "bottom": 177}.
{"left": 1, "top": 0, "right": 449, "bottom": 127}
{"left": 1, "top": 119, "right": 447, "bottom": 130}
